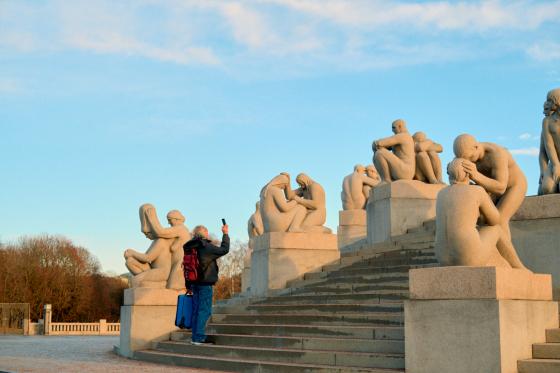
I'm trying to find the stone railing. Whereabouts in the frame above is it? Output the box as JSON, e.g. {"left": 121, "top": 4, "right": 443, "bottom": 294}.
{"left": 48, "top": 320, "right": 120, "bottom": 336}
{"left": 42, "top": 304, "right": 120, "bottom": 336}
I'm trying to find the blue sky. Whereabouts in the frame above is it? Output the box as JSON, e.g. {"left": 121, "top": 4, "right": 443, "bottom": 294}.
{"left": 1, "top": 0, "right": 559, "bottom": 274}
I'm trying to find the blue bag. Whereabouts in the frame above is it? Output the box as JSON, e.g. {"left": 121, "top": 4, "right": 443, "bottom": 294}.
{"left": 175, "top": 294, "right": 193, "bottom": 329}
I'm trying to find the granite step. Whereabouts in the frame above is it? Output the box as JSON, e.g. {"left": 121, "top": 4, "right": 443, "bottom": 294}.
{"left": 289, "top": 283, "right": 409, "bottom": 296}
{"left": 213, "top": 303, "right": 403, "bottom": 315}
{"left": 211, "top": 312, "right": 404, "bottom": 326}
{"left": 532, "top": 343, "right": 560, "bottom": 359}
{"left": 518, "top": 359, "right": 560, "bottom": 373}
{"left": 256, "top": 292, "right": 408, "bottom": 305}
{"left": 170, "top": 332, "right": 404, "bottom": 353}
{"left": 546, "top": 329, "right": 560, "bottom": 342}
{"left": 200, "top": 323, "right": 404, "bottom": 340}
{"left": 304, "top": 264, "right": 412, "bottom": 280}
{"left": 153, "top": 340, "right": 405, "bottom": 369}
{"left": 135, "top": 349, "right": 404, "bottom": 372}
{"left": 288, "top": 273, "right": 409, "bottom": 289}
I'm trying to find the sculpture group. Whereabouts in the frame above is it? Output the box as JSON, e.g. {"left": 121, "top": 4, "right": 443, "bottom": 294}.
{"left": 124, "top": 88, "right": 559, "bottom": 289}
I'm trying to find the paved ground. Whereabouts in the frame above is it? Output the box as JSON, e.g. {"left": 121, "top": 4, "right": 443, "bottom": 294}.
{"left": 0, "top": 336, "right": 218, "bottom": 372}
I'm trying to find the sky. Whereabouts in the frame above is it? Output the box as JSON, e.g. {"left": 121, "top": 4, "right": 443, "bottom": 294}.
{"left": 1, "top": 0, "right": 559, "bottom": 275}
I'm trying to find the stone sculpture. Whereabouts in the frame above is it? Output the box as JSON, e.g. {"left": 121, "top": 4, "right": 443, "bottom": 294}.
{"left": 286, "top": 173, "right": 331, "bottom": 233}
{"left": 259, "top": 173, "right": 307, "bottom": 233}
{"left": 539, "top": 88, "right": 560, "bottom": 195}
{"left": 124, "top": 204, "right": 191, "bottom": 289}
{"left": 453, "top": 134, "right": 529, "bottom": 270}
{"left": 341, "top": 164, "right": 381, "bottom": 210}
{"left": 435, "top": 158, "right": 513, "bottom": 267}
{"left": 412, "top": 131, "right": 444, "bottom": 184}
{"left": 247, "top": 201, "right": 264, "bottom": 238}
{"left": 372, "top": 119, "right": 416, "bottom": 183}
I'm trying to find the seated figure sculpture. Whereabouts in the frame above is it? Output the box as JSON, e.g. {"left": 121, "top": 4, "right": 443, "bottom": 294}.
{"left": 260, "top": 173, "right": 307, "bottom": 233}
{"left": 539, "top": 88, "right": 560, "bottom": 195}
{"left": 124, "top": 204, "right": 191, "bottom": 289}
{"left": 372, "top": 119, "right": 416, "bottom": 183}
{"left": 435, "top": 159, "right": 512, "bottom": 268}
{"left": 412, "top": 131, "right": 444, "bottom": 184}
{"left": 453, "top": 134, "right": 530, "bottom": 271}
{"left": 286, "top": 173, "right": 331, "bottom": 233}
{"left": 363, "top": 165, "right": 380, "bottom": 201}
{"left": 341, "top": 164, "right": 381, "bottom": 210}
{"left": 247, "top": 201, "right": 264, "bottom": 238}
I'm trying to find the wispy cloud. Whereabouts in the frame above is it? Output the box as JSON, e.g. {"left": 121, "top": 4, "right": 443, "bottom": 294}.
{"left": 510, "top": 147, "right": 539, "bottom": 156}
{"left": 1, "top": 0, "right": 560, "bottom": 70}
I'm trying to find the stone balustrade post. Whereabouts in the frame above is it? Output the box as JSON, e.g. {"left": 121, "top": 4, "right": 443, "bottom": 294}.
{"left": 99, "top": 319, "right": 107, "bottom": 335}
{"left": 43, "top": 304, "right": 52, "bottom": 335}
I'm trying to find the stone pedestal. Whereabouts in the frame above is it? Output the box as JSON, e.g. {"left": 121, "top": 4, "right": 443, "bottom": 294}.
{"left": 250, "top": 232, "right": 339, "bottom": 296}
{"left": 337, "top": 209, "right": 367, "bottom": 254}
{"left": 118, "top": 287, "right": 184, "bottom": 358}
{"left": 405, "top": 267, "right": 559, "bottom": 373}
{"left": 511, "top": 194, "right": 560, "bottom": 299}
{"left": 366, "top": 180, "right": 445, "bottom": 245}
{"left": 241, "top": 252, "right": 252, "bottom": 293}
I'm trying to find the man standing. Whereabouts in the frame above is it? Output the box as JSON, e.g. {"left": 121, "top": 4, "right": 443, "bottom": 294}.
{"left": 183, "top": 223, "right": 230, "bottom": 345}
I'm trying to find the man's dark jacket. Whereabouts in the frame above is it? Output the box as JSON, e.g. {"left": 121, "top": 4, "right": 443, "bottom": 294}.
{"left": 183, "top": 234, "right": 230, "bottom": 285}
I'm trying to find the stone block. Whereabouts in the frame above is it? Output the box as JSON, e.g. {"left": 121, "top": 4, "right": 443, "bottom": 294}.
{"left": 410, "top": 266, "right": 553, "bottom": 301}
{"left": 366, "top": 180, "right": 445, "bottom": 245}
{"left": 511, "top": 194, "right": 560, "bottom": 299}
{"left": 337, "top": 209, "right": 367, "bottom": 253}
{"left": 405, "top": 266, "right": 559, "bottom": 373}
{"left": 118, "top": 288, "right": 183, "bottom": 358}
{"left": 250, "top": 232, "right": 339, "bottom": 296}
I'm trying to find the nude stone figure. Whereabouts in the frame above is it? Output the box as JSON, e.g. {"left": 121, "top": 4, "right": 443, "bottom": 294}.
{"left": 539, "top": 88, "right": 560, "bottom": 195}
{"left": 412, "top": 131, "right": 444, "bottom": 184}
{"left": 341, "top": 164, "right": 381, "bottom": 210}
{"left": 372, "top": 119, "right": 416, "bottom": 183}
{"left": 124, "top": 204, "right": 191, "bottom": 289}
{"left": 435, "top": 158, "right": 512, "bottom": 268}
{"left": 247, "top": 201, "right": 264, "bottom": 238}
{"left": 286, "top": 173, "right": 331, "bottom": 233}
{"left": 453, "top": 134, "right": 530, "bottom": 271}
{"left": 362, "top": 165, "right": 380, "bottom": 201}
{"left": 260, "top": 173, "right": 307, "bottom": 233}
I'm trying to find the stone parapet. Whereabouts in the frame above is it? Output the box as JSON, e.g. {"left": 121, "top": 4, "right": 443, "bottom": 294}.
{"left": 250, "top": 232, "right": 339, "bottom": 296}
{"left": 366, "top": 180, "right": 445, "bottom": 245}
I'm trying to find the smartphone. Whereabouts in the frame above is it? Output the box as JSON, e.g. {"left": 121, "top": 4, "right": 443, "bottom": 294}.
{"left": 221, "top": 218, "right": 227, "bottom": 226}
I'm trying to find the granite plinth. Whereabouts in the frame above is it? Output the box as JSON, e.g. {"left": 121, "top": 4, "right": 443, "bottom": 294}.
{"left": 250, "top": 232, "right": 339, "bottom": 296}
{"left": 337, "top": 210, "right": 367, "bottom": 254}
{"left": 366, "top": 180, "right": 445, "bottom": 245}
{"left": 405, "top": 266, "right": 559, "bottom": 373}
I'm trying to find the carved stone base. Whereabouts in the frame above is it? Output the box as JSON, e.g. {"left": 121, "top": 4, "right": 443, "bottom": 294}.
{"left": 337, "top": 209, "right": 367, "bottom": 254}
{"left": 366, "top": 180, "right": 445, "bottom": 245}
{"left": 118, "top": 288, "right": 184, "bottom": 358}
{"left": 250, "top": 232, "right": 339, "bottom": 296}
{"left": 511, "top": 194, "right": 560, "bottom": 299}
{"left": 405, "top": 267, "right": 558, "bottom": 373}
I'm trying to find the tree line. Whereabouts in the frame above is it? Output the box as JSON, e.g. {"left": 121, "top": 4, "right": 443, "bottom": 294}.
{"left": 0, "top": 235, "right": 249, "bottom": 322}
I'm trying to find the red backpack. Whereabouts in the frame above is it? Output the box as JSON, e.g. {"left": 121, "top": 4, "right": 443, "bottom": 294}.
{"left": 182, "top": 247, "right": 200, "bottom": 283}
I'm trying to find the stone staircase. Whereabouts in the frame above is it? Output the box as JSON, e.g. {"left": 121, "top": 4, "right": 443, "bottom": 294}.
{"left": 134, "top": 221, "right": 438, "bottom": 372}
{"left": 518, "top": 328, "right": 560, "bottom": 372}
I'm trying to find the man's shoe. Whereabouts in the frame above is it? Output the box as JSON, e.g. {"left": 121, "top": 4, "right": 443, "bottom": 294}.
{"left": 191, "top": 339, "right": 215, "bottom": 346}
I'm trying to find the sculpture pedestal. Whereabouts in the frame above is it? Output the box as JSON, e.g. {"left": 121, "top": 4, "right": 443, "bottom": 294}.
{"left": 117, "top": 288, "right": 183, "bottom": 358}
{"left": 366, "top": 180, "right": 445, "bottom": 245}
{"left": 241, "top": 253, "right": 252, "bottom": 293}
{"left": 250, "top": 232, "right": 339, "bottom": 296}
{"left": 337, "top": 209, "right": 367, "bottom": 254}
{"left": 405, "top": 267, "right": 558, "bottom": 373}
{"left": 511, "top": 194, "right": 560, "bottom": 299}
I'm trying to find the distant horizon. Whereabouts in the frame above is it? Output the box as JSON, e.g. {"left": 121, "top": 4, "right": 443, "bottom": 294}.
{"left": 2, "top": 0, "right": 559, "bottom": 274}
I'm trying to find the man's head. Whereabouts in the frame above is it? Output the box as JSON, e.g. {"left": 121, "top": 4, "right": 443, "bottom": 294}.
{"left": 453, "top": 134, "right": 481, "bottom": 162}
{"left": 193, "top": 225, "right": 209, "bottom": 239}
{"left": 296, "top": 173, "right": 311, "bottom": 188}
{"left": 412, "top": 131, "right": 426, "bottom": 143}
{"left": 391, "top": 119, "right": 407, "bottom": 134}
{"left": 545, "top": 88, "right": 560, "bottom": 116}
{"left": 365, "top": 164, "right": 378, "bottom": 178}
{"left": 354, "top": 164, "right": 365, "bottom": 174}
{"left": 447, "top": 158, "right": 469, "bottom": 185}
{"left": 167, "top": 210, "right": 185, "bottom": 226}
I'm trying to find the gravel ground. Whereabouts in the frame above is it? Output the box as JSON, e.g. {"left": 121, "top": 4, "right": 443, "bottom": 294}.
{"left": 0, "top": 336, "right": 218, "bottom": 373}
